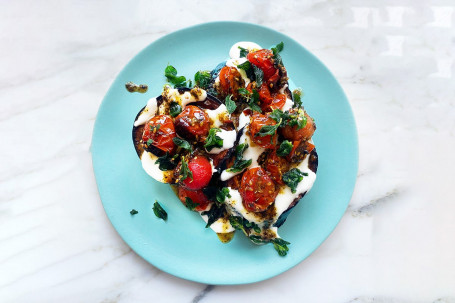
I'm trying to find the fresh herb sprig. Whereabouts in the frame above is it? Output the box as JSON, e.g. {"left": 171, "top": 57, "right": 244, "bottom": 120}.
{"left": 155, "top": 152, "right": 178, "bottom": 171}
{"left": 130, "top": 209, "right": 138, "bottom": 215}
{"left": 226, "top": 143, "right": 252, "bottom": 173}
{"left": 152, "top": 201, "right": 168, "bottom": 221}
{"left": 201, "top": 204, "right": 226, "bottom": 228}
{"left": 194, "top": 70, "right": 211, "bottom": 89}
{"left": 225, "top": 95, "right": 237, "bottom": 114}
{"left": 169, "top": 102, "right": 182, "bottom": 117}
{"left": 238, "top": 88, "right": 262, "bottom": 113}
{"left": 185, "top": 197, "right": 199, "bottom": 211}
{"left": 172, "top": 137, "right": 192, "bottom": 152}
{"left": 238, "top": 46, "right": 249, "bottom": 58}
{"left": 229, "top": 216, "right": 261, "bottom": 235}
{"left": 271, "top": 41, "right": 284, "bottom": 66}
{"left": 282, "top": 168, "right": 308, "bottom": 193}
{"left": 248, "top": 236, "right": 291, "bottom": 256}
{"left": 179, "top": 157, "right": 193, "bottom": 182}
{"left": 165, "top": 65, "right": 189, "bottom": 88}
{"left": 292, "top": 88, "right": 303, "bottom": 109}
{"left": 216, "top": 187, "right": 231, "bottom": 204}
{"left": 277, "top": 140, "right": 293, "bottom": 157}
{"left": 204, "top": 128, "right": 224, "bottom": 151}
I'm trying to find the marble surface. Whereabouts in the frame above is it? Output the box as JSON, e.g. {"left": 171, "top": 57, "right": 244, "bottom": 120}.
{"left": 1, "top": 0, "right": 454, "bottom": 302}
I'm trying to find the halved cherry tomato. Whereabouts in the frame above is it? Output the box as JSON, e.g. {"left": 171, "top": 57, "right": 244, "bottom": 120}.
{"left": 258, "top": 84, "right": 273, "bottom": 105}
{"left": 247, "top": 49, "right": 278, "bottom": 80}
{"left": 270, "top": 93, "right": 287, "bottom": 110}
{"left": 264, "top": 151, "right": 286, "bottom": 185}
{"left": 281, "top": 110, "right": 316, "bottom": 141}
{"left": 239, "top": 167, "right": 277, "bottom": 212}
{"left": 249, "top": 113, "right": 278, "bottom": 149}
{"left": 181, "top": 156, "right": 212, "bottom": 190}
{"left": 219, "top": 66, "right": 244, "bottom": 99}
{"left": 178, "top": 187, "right": 211, "bottom": 211}
{"left": 142, "top": 115, "right": 176, "bottom": 153}
{"left": 174, "top": 105, "right": 210, "bottom": 140}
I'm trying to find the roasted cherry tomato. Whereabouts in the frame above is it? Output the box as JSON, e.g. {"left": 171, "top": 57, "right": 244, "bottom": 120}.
{"left": 219, "top": 66, "right": 244, "bottom": 99}
{"left": 178, "top": 187, "right": 211, "bottom": 211}
{"left": 264, "top": 151, "right": 287, "bottom": 185}
{"left": 281, "top": 111, "right": 316, "bottom": 141}
{"left": 240, "top": 167, "right": 277, "bottom": 212}
{"left": 174, "top": 105, "right": 210, "bottom": 140}
{"left": 249, "top": 113, "right": 278, "bottom": 149}
{"left": 269, "top": 93, "right": 287, "bottom": 110}
{"left": 258, "top": 84, "right": 273, "bottom": 105}
{"left": 181, "top": 156, "right": 213, "bottom": 190}
{"left": 247, "top": 49, "right": 278, "bottom": 80}
{"left": 142, "top": 115, "right": 176, "bottom": 153}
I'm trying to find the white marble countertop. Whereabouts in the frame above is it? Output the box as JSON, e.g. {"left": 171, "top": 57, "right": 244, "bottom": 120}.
{"left": 1, "top": 1, "right": 454, "bottom": 302}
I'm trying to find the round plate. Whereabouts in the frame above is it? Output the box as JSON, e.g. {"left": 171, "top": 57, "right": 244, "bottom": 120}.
{"left": 92, "top": 21, "right": 358, "bottom": 285}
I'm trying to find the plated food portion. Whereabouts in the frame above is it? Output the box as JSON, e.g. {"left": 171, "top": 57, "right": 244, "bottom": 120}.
{"left": 131, "top": 42, "right": 318, "bottom": 256}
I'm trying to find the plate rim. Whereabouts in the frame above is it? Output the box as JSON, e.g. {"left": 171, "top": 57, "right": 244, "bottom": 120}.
{"left": 91, "top": 21, "right": 359, "bottom": 285}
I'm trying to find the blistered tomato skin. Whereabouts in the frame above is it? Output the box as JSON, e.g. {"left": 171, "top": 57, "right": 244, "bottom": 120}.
{"left": 181, "top": 156, "right": 213, "bottom": 190}
{"left": 281, "top": 111, "right": 316, "bottom": 141}
{"left": 142, "top": 115, "right": 176, "bottom": 154}
{"left": 249, "top": 113, "right": 278, "bottom": 149}
{"left": 174, "top": 105, "right": 210, "bottom": 140}
{"left": 219, "top": 66, "right": 244, "bottom": 99}
{"left": 247, "top": 49, "right": 278, "bottom": 80}
{"left": 264, "top": 151, "right": 286, "bottom": 185}
{"left": 240, "top": 167, "right": 277, "bottom": 212}
{"left": 178, "top": 187, "right": 211, "bottom": 211}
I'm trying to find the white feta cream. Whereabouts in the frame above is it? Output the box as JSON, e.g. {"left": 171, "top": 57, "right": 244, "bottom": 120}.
{"left": 229, "top": 42, "right": 262, "bottom": 59}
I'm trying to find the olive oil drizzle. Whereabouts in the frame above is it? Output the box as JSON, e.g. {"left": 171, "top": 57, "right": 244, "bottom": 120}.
{"left": 125, "top": 81, "right": 148, "bottom": 93}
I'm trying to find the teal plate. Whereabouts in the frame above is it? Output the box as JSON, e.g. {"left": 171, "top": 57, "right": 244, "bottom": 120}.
{"left": 92, "top": 22, "right": 358, "bottom": 285}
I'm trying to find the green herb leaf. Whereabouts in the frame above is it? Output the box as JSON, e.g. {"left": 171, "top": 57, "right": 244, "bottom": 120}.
{"left": 201, "top": 203, "right": 226, "bottom": 228}
{"left": 216, "top": 187, "right": 231, "bottom": 204}
{"left": 194, "top": 70, "right": 211, "bottom": 89}
{"left": 238, "top": 87, "right": 251, "bottom": 97}
{"left": 165, "top": 64, "right": 187, "bottom": 88}
{"left": 172, "top": 137, "right": 192, "bottom": 152}
{"left": 204, "top": 128, "right": 223, "bottom": 151}
{"left": 237, "top": 60, "right": 251, "bottom": 72}
{"left": 272, "top": 238, "right": 290, "bottom": 256}
{"left": 146, "top": 139, "right": 154, "bottom": 147}
{"left": 252, "top": 65, "right": 264, "bottom": 88}
{"left": 225, "top": 95, "right": 237, "bottom": 114}
{"left": 130, "top": 209, "right": 138, "bottom": 215}
{"left": 169, "top": 102, "right": 182, "bottom": 117}
{"left": 155, "top": 152, "right": 178, "bottom": 171}
{"left": 226, "top": 143, "right": 252, "bottom": 173}
{"left": 249, "top": 235, "right": 265, "bottom": 244}
{"left": 179, "top": 157, "right": 193, "bottom": 182}
{"left": 269, "top": 109, "right": 288, "bottom": 123}
{"left": 238, "top": 46, "right": 249, "bottom": 58}
{"left": 282, "top": 168, "right": 308, "bottom": 193}
{"left": 292, "top": 88, "right": 303, "bottom": 108}
{"left": 272, "top": 41, "right": 284, "bottom": 53}
{"left": 238, "top": 88, "right": 262, "bottom": 113}
{"left": 286, "top": 109, "right": 307, "bottom": 130}
{"left": 229, "top": 216, "right": 261, "bottom": 235}
{"left": 152, "top": 201, "right": 168, "bottom": 221}
{"left": 271, "top": 42, "right": 284, "bottom": 66}
{"left": 184, "top": 197, "right": 199, "bottom": 211}
{"left": 277, "top": 140, "right": 293, "bottom": 157}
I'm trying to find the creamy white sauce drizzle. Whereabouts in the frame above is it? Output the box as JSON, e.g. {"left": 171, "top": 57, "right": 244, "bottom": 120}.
{"left": 162, "top": 85, "right": 207, "bottom": 108}
{"left": 206, "top": 129, "right": 236, "bottom": 155}
{"left": 274, "top": 154, "right": 316, "bottom": 217}
{"left": 205, "top": 104, "right": 229, "bottom": 128}
{"left": 199, "top": 204, "right": 235, "bottom": 233}
{"left": 229, "top": 42, "right": 262, "bottom": 59}
{"left": 140, "top": 151, "right": 172, "bottom": 183}
{"left": 134, "top": 97, "right": 158, "bottom": 127}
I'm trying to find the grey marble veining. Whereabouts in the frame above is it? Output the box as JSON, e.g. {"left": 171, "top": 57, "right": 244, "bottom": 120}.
{"left": 0, "top": 0, "right": 454, "bottom": 302}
